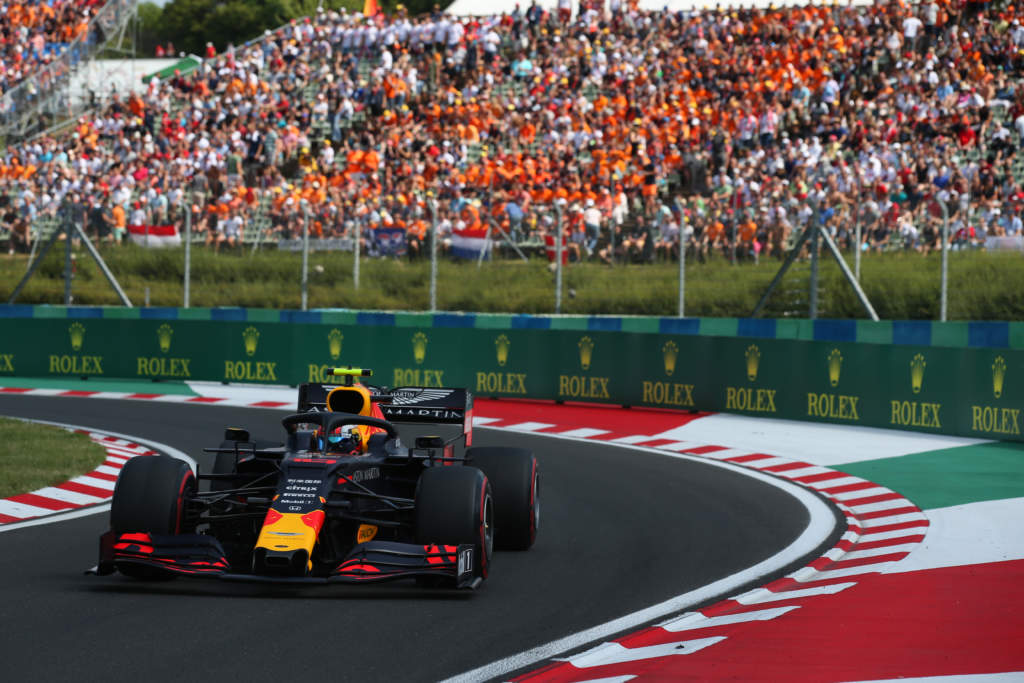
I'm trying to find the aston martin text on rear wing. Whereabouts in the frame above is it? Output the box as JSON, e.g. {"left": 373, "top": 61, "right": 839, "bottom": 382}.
{"left": 297, "top": 383, "right": 474, "bottom": 435}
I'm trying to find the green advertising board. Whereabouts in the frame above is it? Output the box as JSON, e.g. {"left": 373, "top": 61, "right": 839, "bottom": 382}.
{"left": 0, "top": 311, "right": 1019, "bottom": 442}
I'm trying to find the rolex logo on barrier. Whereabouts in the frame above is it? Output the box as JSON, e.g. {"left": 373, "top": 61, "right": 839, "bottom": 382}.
{"left": 395, "top": 332, "right": 443, "bottom": 387}
{"left": 243, "top": 326, "right": 260, "bottom": 357}
{"left": 828, "top": 349, "right": 842, "bottom": 387}
{"left": 642, "top": 340, "right": 694, "bottom": 408}
{"left": 477, "top": 334, "right": 527, "bottom": 395}
{"left": 157, "top": 324, "right": 173, "bottom": 353}
{"left": 910, "top": 353, "right": 926, "bottom": 394}
{"left": 69, "top": 322, "right": 86, "bottom": 352}
{"left": 495, "top": 334, "right": 510, "bottom": 367}
{"left": 412, "top": 332, "right": 429, "bottom": 365}
{"left": 726, "top": 344, "right": 776, "bottom": 414}
{"left": 224, "top": 326, "right": 276, "bottom": 382}
{"left": 971, "top": 355, "right": 1019, "bottom": 436}
{"left": 745, "top": 344, "right": 761, "bottom": 382}
{"left": 663, "top": 341, "right": 679, "bottom": 377}
{"left": 328, "top": 329, "right": 344, "bottom": 361}
{"left": 993, "top": 356, "right": 1006, "bottom": 399}
{"left": 891, "top": 352, "right": 941, "bottom": 430}
{"left": 50, "top": 322, "right": 103, "bottom": 376}
{"left": 578, "top": 336, "right": 594, "bottom": 371}
{"left": 559, "top": 336, "right": 609, "bottom": 400}
{"left": 806, "top": 348, "right": 860, "bottom": 422}
{"left": 138, "top": 323, "right": 191, "bottom": 379}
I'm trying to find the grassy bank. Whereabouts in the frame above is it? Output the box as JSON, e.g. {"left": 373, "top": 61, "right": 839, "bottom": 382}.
{"left": 2, "top": 244, "right": 1022, "bottom": 320}
{"left": 0, "top": 418, "right": 107, "bottom": 498}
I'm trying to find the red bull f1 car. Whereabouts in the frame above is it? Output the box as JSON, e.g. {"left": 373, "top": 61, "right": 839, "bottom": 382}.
{"left": 90, "top": 369, "right": 539, "bottom": 589}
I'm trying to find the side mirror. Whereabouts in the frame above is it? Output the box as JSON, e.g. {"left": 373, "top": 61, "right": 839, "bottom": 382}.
{"left": 415, "top": 435, "right": 445, "bottom": 449}
{"left": 224, "top": 427, "right": 250, "bottom": 442}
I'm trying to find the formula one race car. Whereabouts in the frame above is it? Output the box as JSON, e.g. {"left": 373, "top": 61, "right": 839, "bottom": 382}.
{"left": 90, "top": 369, "right": 539, "bottom": 588}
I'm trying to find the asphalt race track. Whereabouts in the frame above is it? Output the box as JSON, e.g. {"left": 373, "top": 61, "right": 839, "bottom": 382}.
{"left": 0, "top": 396, "right": 838, "bottom": 682}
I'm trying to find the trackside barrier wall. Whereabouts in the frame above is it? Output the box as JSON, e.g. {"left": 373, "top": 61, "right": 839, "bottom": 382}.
{"left": 1, "top": 306, "right": 1021, "bottom": 443}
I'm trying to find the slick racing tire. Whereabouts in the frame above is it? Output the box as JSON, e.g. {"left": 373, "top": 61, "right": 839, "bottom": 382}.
{"left": 467, "top": 447, "right": 539, "bottom": 551}
{"left": 111, "top": 455, "right": 194, "bottom": 536}
{"left": 416, "top": 466, "right": 494, "bottom": 580}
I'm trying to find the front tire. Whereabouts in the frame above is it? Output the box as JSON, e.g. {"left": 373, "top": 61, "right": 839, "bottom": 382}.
{"left": 467, "top": 447, "right": 539, "bottom": 550}
{"left": 416, "top": 466, "right": 493, "bottom": 580}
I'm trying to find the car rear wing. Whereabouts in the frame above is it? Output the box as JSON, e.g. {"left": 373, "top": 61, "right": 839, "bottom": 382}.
{"left": 297, "top": 382, "right": 474, "bottom": 443}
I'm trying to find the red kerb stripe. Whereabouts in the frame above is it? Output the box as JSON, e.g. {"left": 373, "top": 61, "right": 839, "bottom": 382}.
{"left": 855, "top": 535, "right": 926, "bottom": 551}
{"left": 0, "top": 387, "right": 32, "bottom": 393}
{"left": 686, "top": 445, "right": 730, "bottom": 455}
{"left": 250, "top": 401, "right": 290, "bottom": 407}
{"left": 0, "top": 513, "right": 20, "bottom": 523}
{"left": 186, "top": 397, "right": 225, "bottom": 403}
{"left": 820, "top": 481, "right": 876, "bottom": 495}
{"left": 842, "top": 492, "right": 904, "bottom": 507}
{"left": 724, "top": 453, "right": 775, "bottom": 463}
{"left": 7, "top": 493, "right": 77, "bottom": 511}
{"left": 60, "top": 481, "right": 113, "bottom": 498}
{"left": 857, "top": 506, "right": 920, "bottom": 520}
{"left": 796, "top": 470, "right": 848, "bottom": 484}
{"left": 762, "top": 461, "right": 812, "bottom": 473}
{"left": 60, "top": 390, "right": 98, "bottom": 397}
{"left": 861, "top": 519, "right": 930, "bottom": 535}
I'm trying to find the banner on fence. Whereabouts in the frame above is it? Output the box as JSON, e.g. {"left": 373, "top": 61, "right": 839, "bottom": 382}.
{"left": 277, "top": 238, "right": 354, "bottom": 252}
{"left": 127, "top": 224, "right": 181, "bottom": 247}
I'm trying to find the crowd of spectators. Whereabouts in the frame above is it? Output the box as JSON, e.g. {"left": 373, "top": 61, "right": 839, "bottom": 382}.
{"left": 3, "top": 0, "right": 1024, "bottom": 263}
{"left": 0, "top": 0, "right": 107, "bottom": 97}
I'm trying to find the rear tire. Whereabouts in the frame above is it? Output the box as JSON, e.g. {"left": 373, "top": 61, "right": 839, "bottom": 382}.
{"left": 415, "top": 466, "right": 493, "bottom": 580}
{"left": 467, "top": 447, "right": 539, "bottom": 550}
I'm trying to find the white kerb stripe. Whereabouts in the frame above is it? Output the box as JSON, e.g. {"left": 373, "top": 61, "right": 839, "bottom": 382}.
{"left": 33, "top": 486, "right": 105, "bottom": 505}
{"left": 741, "top": 456, "right": 792, "bottom": 469}
{"left": 695, "top": 448, "right": 760, "bottom": 460}
{"left": 104, "top": 454, "right": 131, "bottom": 465}
{"left": 840, "top": 544, "right": 920, "bottom": 562}
{"left": 847, "top": 498, "right": 915, "bottom": 515}
{"left": 471, "top": 416, "right": 502, "bottom": 426}
{"left": 812, "top": 476, "right": 868, "bottom": 491}
{"left": 0, "top": 499, "right": 54, "bottom": 518}
{"left": 737, "top": 581, "right": 857, "bottom": 604}
{"left": 859, "top": 528, "right": 928, "bottom": 542}
{"left": 659, "top": 605, "right": 800, "bottom": 632}
{"left": 830, "top": 486, "right": 891, "bottom": 502}
{"left": 654, "top": 441, "right": 695, "bottom": 452}
{"left": 94, "top": 465, "right": 123, "bottom": 477}
{"left": 798, "top": 565, "right": 887, "bottom": 582}
{"left": 502, "top": 421, "right": 555, "bottom": 432}
{"left": 70, "top": 475, "right": 116, "bottom": 491}
{"left": 610, "top": 434, "right": 658, "bottom": 445}
{"left": 862, "top": 512, "right": 928, "bottom": 528}
{"left": 557, "top": 427, "right": 611, "bottom": 438}
{"left": 558, "top": 637, "right": 726, "bottom": 668}
{"left": 778, "top": 466, "right": 835, "bottom": 479}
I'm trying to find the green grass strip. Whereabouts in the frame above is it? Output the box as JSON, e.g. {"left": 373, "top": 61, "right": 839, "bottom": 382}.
{"left": 0, "top": 417, "right": 108, "bottom": 498}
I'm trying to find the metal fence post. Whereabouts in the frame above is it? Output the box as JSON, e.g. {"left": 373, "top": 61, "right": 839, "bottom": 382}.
{"left": 854, "top": 174, "right": 862, "bottom": 282}
{"left": 301, "top": 201, "right": 310, "bottom": 311}
{"left": 675, "top": 198, "right": 685, "bottom": 318}
{"left": 353, "top": 212, "right": 361, "bottom": 290}
{"left": 555, "top": 203, "right": 563, "bottom": 314}
{"left": 940, "top": 198, "right": 950, "bottom": 322}
{"left": 809, "top": 194, "right": 820, "bottom": 320}
{"left": 64, "top": 202, "right": 73, "bottom": 305}
{"left": 183, "top": 193, "right": 192, "bottom": 308}
{"left": 429, "top": 198, "right": 438, "bottom": 312}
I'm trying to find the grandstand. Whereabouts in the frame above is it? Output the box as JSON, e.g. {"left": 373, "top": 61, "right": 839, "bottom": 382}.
{"left": 2, "top": 0, "right": 1023, "bottom": 262}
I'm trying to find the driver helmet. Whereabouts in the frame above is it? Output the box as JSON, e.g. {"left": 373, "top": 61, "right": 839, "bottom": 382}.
{"left": 326, "top": 426, "right": 362, "bottom": 454}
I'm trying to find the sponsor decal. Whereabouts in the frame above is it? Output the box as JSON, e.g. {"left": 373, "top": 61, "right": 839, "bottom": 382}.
{"left": 223, "top": 325, "right": 275, "bottom": 381}
{"left": 389, "top": 388, "right": 454, "bottom": 405}
{"left": 726, "top": 344, "right": 775, "bottom": 413}
{"left": 357, "top": 524, "right": 378, "bottom": 544}
{"left": 457, "top": 547, "right": 472, "bottom": 576}
{"left": 578, "top": 336, "right": 594, "bottom": 371}
{"left": 745, "top": 344, "right": 761, "bottom": 382}
{"left": 910, "top": 352, "right": 926, "bottom": 394}
{"left": 476, "top": 371, "right": 527, "bottom": 395}
{"left": 992, "top": 356, "right": 1006, "bottom": 399}
{"left": 807, "top": 348, "right": 860, "bottom": 421}
{"left": 412, "top": 331, "right": 428, "bottom": 365}
{"left": 392, "top": 368, "right": 445, "bottom": 387}
{"left": 381, "top": 406, "right": 464, "bottom": 421}
{"left": 495, "top": 334, "right": 511, "bottom": 367}
{"left": 642, "top": 381, "right": 695, "bottom": 407}
{"left": 970, "top": 355, "right": 1019, "bottom": 435}
{"left": 350, "top": 467, "right": 380, "bottom": 483}
{"left": 136, "top": 323, "right": 192, "bottom": 378}
{"left": 328, "top": 329, "right": 343, "bottom": 361}
{"left": 663, "top": 340, "right": 679, "bottom": 377}
{"left": 49, "top": 323, "right": 104, "bottom": 375}
{"left": 0, "top": 352, "right": 14, "bottom": 373}
{"left": 558, "top": 375, "right": 610, "bottom": 400}
{"left": 890, "top": 352, "right": 941, "bottom": 429}
{"left": 243, "top": 326, "right": 260, "bottom": 357}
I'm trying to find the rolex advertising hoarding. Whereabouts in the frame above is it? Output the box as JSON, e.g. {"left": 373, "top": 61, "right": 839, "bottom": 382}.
{"left": 0, "top": 313, "right": 1019, "bottom": 442}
